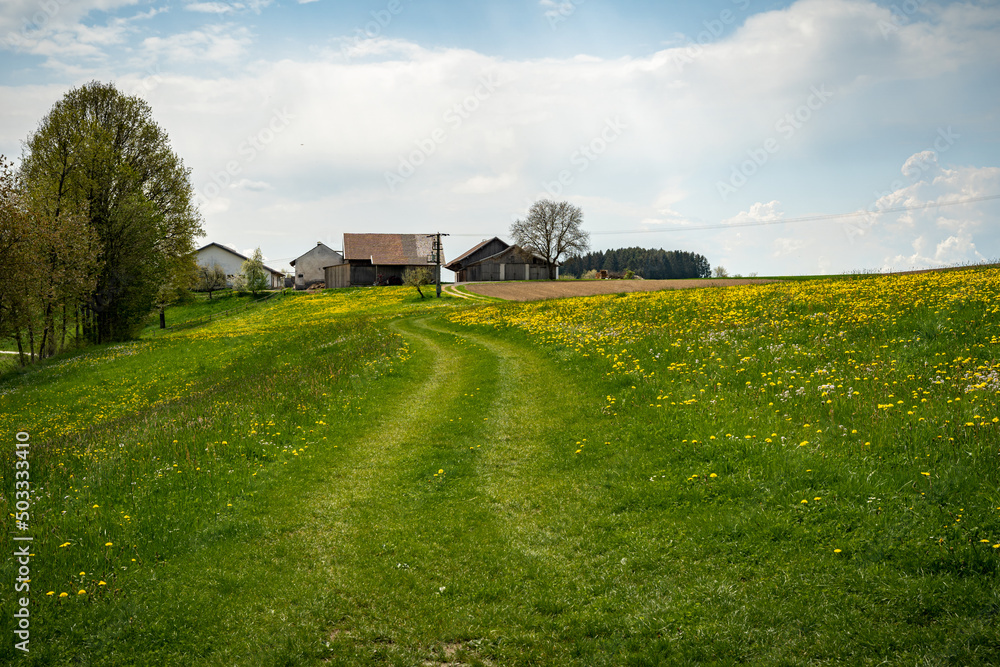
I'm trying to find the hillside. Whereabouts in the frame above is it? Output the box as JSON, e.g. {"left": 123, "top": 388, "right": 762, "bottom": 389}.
{"left": 2, "top": 269, "right": 998, "bottom": 666}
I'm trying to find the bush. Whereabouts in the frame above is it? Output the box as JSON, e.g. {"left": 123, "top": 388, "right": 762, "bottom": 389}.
{"left": 582, "top": 269, "right": 599, "bottom": 280}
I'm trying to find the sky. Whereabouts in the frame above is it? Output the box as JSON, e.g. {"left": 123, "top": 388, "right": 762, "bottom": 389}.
{"left": 1, "top": 0, "right": 998, "bottom": 277}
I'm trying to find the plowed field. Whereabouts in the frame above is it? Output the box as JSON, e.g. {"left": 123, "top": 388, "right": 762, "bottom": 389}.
{"left": 464, "top": 278, "right": 773, "bottom": 301}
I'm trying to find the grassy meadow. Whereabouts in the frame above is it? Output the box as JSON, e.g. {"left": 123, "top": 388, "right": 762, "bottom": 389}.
{"left": 2, "top": 268, "right": 999, "bottom": 665}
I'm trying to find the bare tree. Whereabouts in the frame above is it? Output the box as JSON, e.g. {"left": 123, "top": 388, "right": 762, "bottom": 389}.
{"left": 510, "top": 200, "right": 589, "bottom": 280}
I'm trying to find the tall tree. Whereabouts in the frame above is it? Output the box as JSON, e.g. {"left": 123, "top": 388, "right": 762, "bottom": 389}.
{"left": 510, "top": 199, "right": 589, "bottom": 280}
{"left": 20, "top": 81, "right": 202, "bottom": 342}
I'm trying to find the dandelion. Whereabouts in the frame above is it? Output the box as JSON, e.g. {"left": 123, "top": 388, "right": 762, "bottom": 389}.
{"left": 709, "top": 473, "right": 718, "bottom": 478}
{"left": 77, "top": 590, "right": 86, "bottom": 595}
{"left": 59, "top": 592, "right": 68, "bottom": 598}
{"left": 105, "top": 542, "right": 113, "bottom": 547}
{"left": 801, "top": 499, "right": 808, "bottom": 504}
{"left": 834, "top": 549, "right": 842, "bottom": 553}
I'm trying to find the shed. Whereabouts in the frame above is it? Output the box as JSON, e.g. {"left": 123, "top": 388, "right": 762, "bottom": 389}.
{"left": 447, "top": 239, "right": 555, "bottom": 282}
{"left": 290, "top": 242, "right": 345, "bottom": 290}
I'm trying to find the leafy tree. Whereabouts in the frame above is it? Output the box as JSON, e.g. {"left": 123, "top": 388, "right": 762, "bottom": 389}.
{"left": 19, "top": 81, "right": 203, "bottom": 342}
{"left": 714, "top": 265, "right": 729, "bottom": 278}
{"left": 403, "top": 267, "right": 432, "bottom": 298}
{"left": 510, "top": 199, "right": 589, "bottom": 280}
{"left": 197, "top": 262, "right": 228, "bottom": 299}
{"left": 0, "top": 156, "right": 98, "bottom": 364}
{"left": 240, "top": 247, "right": 269, "bottom": 296}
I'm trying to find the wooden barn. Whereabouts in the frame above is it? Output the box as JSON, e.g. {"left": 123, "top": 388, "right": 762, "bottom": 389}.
{"left": 324, "top": 233, "right": 441, "bottom": 288}
{"left": 446, "top": 237, "right": 555, "bottom": 282}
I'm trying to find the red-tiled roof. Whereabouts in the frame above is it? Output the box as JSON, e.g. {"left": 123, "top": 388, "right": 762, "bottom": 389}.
{"left": 343, "top": 233, "right": 440, "bottom": 265}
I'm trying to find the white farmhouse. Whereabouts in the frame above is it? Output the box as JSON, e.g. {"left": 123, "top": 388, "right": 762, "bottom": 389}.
{"left": 195, "top": 243, "right": 285, "bottom": 288}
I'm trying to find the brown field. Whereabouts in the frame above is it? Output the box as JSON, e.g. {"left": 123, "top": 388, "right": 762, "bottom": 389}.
{"left": 464, "top": 278, "right": 775, "bottom": 301}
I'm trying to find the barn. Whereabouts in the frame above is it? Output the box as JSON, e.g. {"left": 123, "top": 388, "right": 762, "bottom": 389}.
{"left": 324, "top": 233, "right": 441, "bottom": 288}
{"left": 446, "top": 237, "right": 555, "bottom": 282}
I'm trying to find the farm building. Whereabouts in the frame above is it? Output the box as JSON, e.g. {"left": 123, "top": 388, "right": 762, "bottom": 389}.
{"left": 324, "top": 233, "right": 441, "bottom": 288}
{"left": 446, "top": 237, "right": 555, "bottom": 282}
{"left": 195, "top": 242, "right": 284, "bottom": 288}
{"left": 290, "top": 242, "right": 344, "bottom": 290}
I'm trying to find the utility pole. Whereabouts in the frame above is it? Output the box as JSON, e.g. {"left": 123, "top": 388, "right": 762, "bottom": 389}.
{"left": 427, "top": 232, "right": 449, "bottom": 297}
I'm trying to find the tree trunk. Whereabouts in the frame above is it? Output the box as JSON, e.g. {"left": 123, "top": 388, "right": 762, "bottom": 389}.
{"left": 61, "top": 302, "right": 67, "bottom": 351}
{"left": 15, "top": 332, "right": 26, "bottom": 367}
{"left": 159, "top": 306, "right": 166, "bottom": 329}
{"left": 27, "top": 320, "right": 36, "bottom": 363}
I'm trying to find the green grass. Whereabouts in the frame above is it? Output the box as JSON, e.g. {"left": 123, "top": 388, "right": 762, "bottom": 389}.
{"left": 2, "top": 271, "right": 999, "bottom": 665}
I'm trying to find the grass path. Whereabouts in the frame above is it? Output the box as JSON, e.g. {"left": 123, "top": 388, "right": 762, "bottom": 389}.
{"left": 43, "top": 311, "right": 608, "bottom": 666}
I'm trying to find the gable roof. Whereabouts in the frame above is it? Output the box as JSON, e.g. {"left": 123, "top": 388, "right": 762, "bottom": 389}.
{"left": 469, "top": 243, "right": 554, "bottom": 267}
{"left": 290, "top": 241, "right": 342, "bottom": 267}
{"left": 444, "top": 237, "right": 509, "bottom": 271}
{"left": 196, "top": 242, "right": 283, "bottom": 276}
{"left": 343, "top": 233, "right": 441, "bottom": 266}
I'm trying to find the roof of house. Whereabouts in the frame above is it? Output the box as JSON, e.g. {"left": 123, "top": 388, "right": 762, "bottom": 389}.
{"left": 196, "top": 242, "right": 283, "bottom": 276}
{"left": 343, "top": 233, "right": 441, "bottom": 266}
{"left": 466, "top": 244, "right": 554, "bottom": 267}
{"left": 289, "top": 241, "right": 342, "bottom": 267}
{"left": 444, "top": 237, "right": 508, "bottom": 271}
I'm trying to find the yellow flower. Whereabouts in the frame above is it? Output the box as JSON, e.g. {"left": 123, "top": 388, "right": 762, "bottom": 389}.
{"left": 834, "top": 549, "right": 842, "bottom": 553}
{"left": 709, "top": 473, "right": 718, "bottom": 478}
{"left": 59, "top": 542, "right": 71, "bottom": 548}
{"left": 438, "top": 469, "right": 444, "bottom": 474}
{"left": 799, "top": 441, "right": 809, "bottom": 447}
{"left": 99, "top": 581, "right": 107, "bottom": 586}
{"left": 46, "top": 591, "right": 54, "bottom": 596}
{"left": 77, "top": 590, "right": 86, "bottom": 595}
{"left": 105, "top": 542, "right": 113, "bottom": 547}
{"left": 59, "top": 592, "right": 68, "bottom": 598}
{"left": 801, "top": 499, "right": 808, "bottom": 504}
{"left": 920, "top": 472, "right": 930, "bottom": 476}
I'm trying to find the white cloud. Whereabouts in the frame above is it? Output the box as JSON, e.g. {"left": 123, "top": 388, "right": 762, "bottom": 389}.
{"left": 724, "top": 200, "right": 784, "bottom": 225}
{"left": 142, "top": 24, "right": 252, "bottom": 63}
{"left": 231, "top": 178, "right": 271, "bottom": 191}
{"left": 184, "top": 1, "right": 272, "bottom": 14}
{"left": 2, "top": 0, "right": 998, "bottom": 276}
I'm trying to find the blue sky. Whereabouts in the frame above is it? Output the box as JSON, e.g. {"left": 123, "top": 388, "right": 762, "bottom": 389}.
{"left": 1, "top": 0, "right": 998, "bottom": 275}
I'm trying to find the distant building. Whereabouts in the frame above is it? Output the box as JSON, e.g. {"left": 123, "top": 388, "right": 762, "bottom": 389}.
{"left": 325, "top": 233, "right": 441, "bottom": 288}
{"left": 446, "top": 237, "right": 554, "bottom": 281}
{"left": 290, "top": 242, "right": 345, "bottom": 290}
{"left": 195, "top": 243, "right": 284, "bottom": 288}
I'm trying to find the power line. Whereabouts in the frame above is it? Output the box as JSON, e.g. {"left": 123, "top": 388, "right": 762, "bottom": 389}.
{"left": 587, "top": 194, "right": 1000, "bottom": 235}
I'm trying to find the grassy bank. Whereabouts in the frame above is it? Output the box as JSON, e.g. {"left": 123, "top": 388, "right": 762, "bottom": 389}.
{"left": 3, "top": 268, "right": 999, "bottom": 665}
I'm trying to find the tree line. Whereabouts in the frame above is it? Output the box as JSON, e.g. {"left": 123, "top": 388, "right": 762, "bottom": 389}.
{"left": 0, "top": 81, "right": 203, "bottom": 365}
{"left": 561, "top": 247, "right": 711, "bottom": 279}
